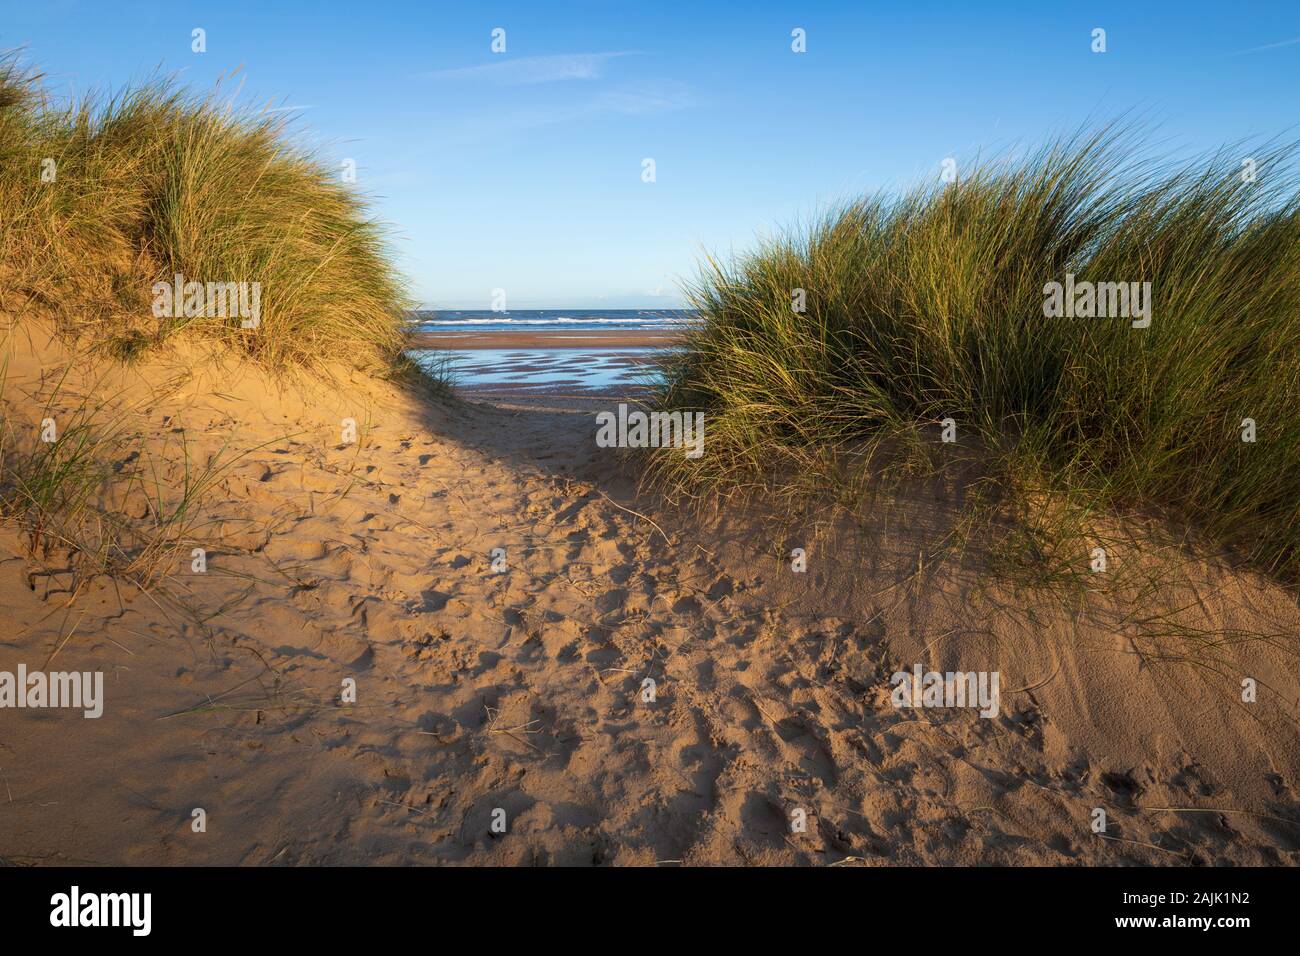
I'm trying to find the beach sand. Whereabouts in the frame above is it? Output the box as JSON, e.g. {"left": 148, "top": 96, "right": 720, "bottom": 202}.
{"left": 2, "top": 319, "right": 1297, "bottom": 866}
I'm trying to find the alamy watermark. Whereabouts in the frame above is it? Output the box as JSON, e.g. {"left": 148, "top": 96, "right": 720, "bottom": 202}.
{"left": 50, "top": 886, "right": 150, "bottom": 936}
{"left": 596, "top": 403, "right": 705, "bottom": 458}
{"left": 1, "top": 665, "right": 103, "bottom": 718}
{"left": 890, "top": 664, "right": 1000, "bottom": 718}
{"left": 152, "top": 273, "right": 261, "bottom": 329}
{"left": 1042, "top": 274, "right": 1151, "bottom": 328}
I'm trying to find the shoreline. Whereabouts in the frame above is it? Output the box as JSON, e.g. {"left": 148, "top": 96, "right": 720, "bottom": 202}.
{"left": 407, "top": 329, "right": 683, "bottom": 350}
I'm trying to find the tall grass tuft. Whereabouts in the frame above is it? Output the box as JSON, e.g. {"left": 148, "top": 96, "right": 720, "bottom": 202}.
{"left": 650, "top": 130, "right": 1300, "bottom": 581}
{"left": 0, "top": 52, "right": 410, "bottom": 372}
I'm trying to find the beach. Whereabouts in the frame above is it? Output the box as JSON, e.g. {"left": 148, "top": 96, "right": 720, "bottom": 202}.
{"left": 407, "top": 312, "right": 684, "bottom": 405}
{"left": 2, "top": 28, "right": 1297, "bottom": 881}
{"left": 3, "top": 316, "right": 1297, "bottom": 866}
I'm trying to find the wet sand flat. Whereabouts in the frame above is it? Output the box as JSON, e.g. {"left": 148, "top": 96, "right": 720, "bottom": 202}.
{"left": 409, "top": 332, "right": 671, "bottom": 407}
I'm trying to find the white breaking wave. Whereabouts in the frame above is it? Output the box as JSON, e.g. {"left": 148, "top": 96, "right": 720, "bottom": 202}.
{"left": 419, "top": 316, "right": 697, "bottom": 327}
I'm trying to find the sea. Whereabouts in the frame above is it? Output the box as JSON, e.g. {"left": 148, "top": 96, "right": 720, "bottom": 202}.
{"left": 409, "top": 308, "right": 698, "bottom": 333}
{"left": 407, "top": 309, "right": 697, "bottom": 396}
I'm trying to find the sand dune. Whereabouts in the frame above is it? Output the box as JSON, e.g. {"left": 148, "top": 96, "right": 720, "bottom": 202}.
{"left": 1, "top": 321, "right": 1297, "bottom": 865}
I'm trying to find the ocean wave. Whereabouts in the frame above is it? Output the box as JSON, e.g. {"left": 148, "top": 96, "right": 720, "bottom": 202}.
{"left": 418, "top": 317, "right": 698, "bottom": 327}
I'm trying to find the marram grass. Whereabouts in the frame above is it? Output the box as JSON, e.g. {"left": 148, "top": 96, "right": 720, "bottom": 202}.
{"left": 0, "top": 54, "right": 423, "bottom": 583}
{"left": 0, "top": 54, "right": 410, "bottom": 372}
{"left": 649, "top": 131, "right": 1300, "bottom": 581}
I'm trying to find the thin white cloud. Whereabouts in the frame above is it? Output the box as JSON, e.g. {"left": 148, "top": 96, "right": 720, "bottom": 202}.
{"left": 514, "top": 81, "right": 695, "bottom": 126}
{"left": 422, "top": 81, "right": 697, "bottom": 145}
{"left": 1226, "top": 34, "right": 1300, "bottom": 56}
{"left": 595, "top": 85, "right": 691, "bottom": 115}
{"left": 418, "top": 52, "right": 636, "bottom": 86}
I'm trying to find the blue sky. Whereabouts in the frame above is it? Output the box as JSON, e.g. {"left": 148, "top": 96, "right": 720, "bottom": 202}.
{"left": 4, "top": 1, "right": 1300, "bottom": 308}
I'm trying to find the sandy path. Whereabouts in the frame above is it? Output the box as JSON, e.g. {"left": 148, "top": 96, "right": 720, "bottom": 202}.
{"left": 1, "top": 332, "right": 1297, "bottom": 865}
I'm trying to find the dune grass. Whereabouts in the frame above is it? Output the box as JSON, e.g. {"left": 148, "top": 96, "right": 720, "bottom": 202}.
{"left": 649, "top": 130, "right": 1300, "bottom": 581}
{"left": 0, "top": 357, "right": 238, "bottom": 591}
{"left": 0, "top": 53, "right": 434, "bottom": 587}
{"left": 0, "top": 53, "right": 410, "bottom": 372}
